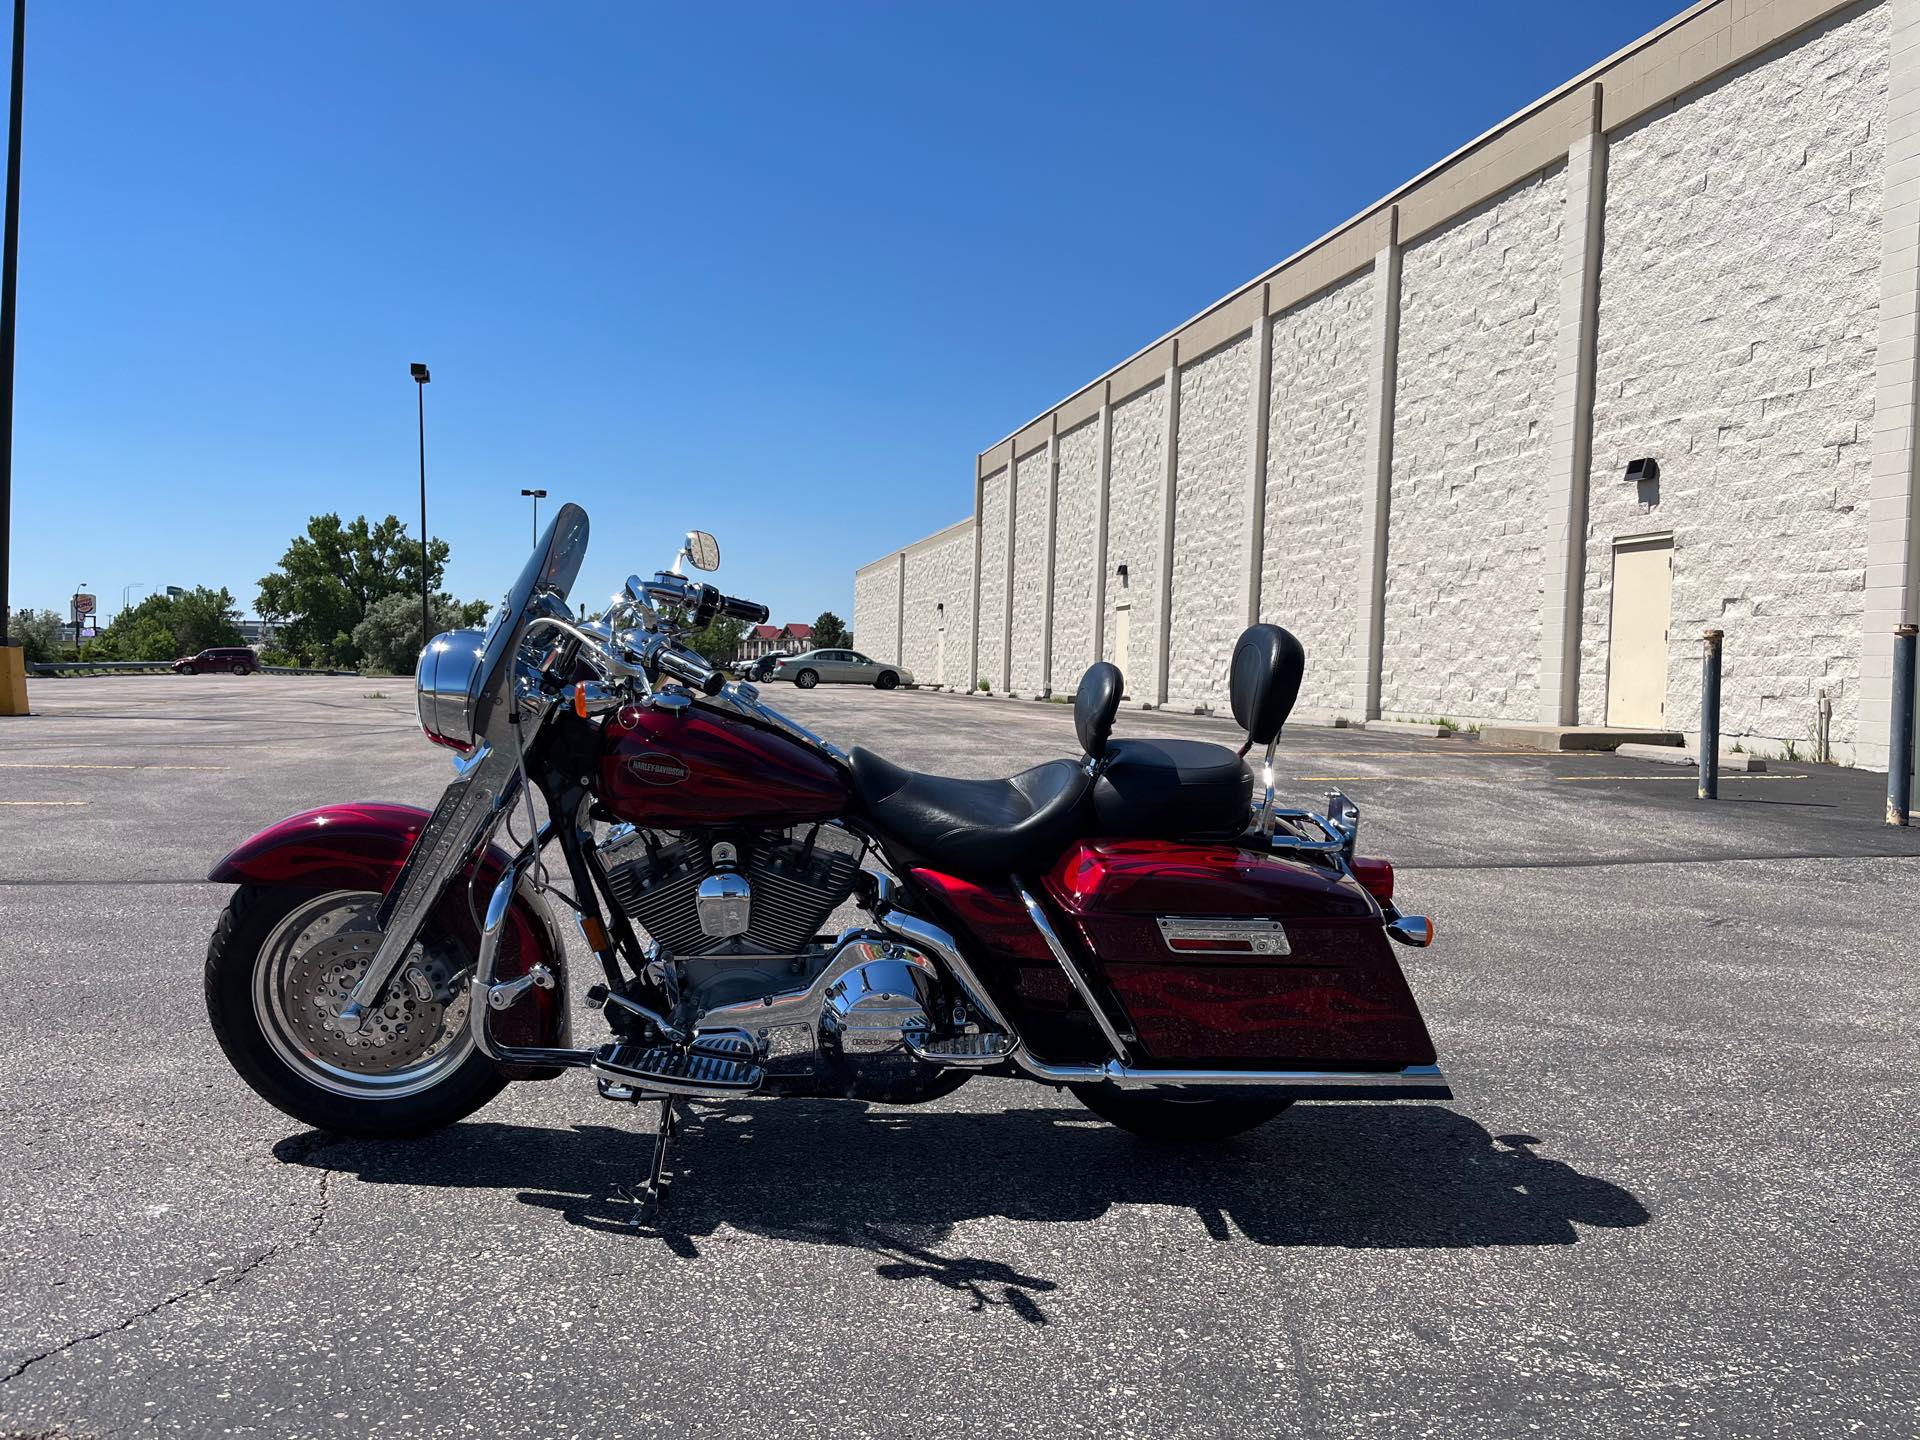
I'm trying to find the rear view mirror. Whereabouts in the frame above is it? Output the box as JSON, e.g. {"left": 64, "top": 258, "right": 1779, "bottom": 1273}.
{"left": 684, "top": 531, "right": 720, "bottom": 572}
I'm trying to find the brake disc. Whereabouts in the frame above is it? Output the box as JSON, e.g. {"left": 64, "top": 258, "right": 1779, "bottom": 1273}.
{"left": 282, "top": 928, "right": 470, "bottom": 1075}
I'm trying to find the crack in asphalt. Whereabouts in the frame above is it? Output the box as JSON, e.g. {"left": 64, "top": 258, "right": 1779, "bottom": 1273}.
{"left": 0, "top": 1138, "right": 343, "bottom": 1389}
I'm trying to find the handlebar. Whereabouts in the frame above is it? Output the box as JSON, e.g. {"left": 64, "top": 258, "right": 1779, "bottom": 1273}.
{"left": 717, "top": 593, "right": 770, "bottom": 624}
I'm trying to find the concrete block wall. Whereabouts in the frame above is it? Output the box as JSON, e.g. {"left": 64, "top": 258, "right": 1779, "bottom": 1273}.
{"left": 1578, "top": 1, "right": 1890, "bottom": 763}
{"left": 976, "top": 467, "right": 1009, "bottom": 691}
{"left": 901, "top": 520, "right": 975, "bottom": 689}
{"left": 1166, "top": 335, "right": 1255, "bottom": 712}
{"left": 851, "top": 556, "right": 898, "bottom": 664}
{"left": 1381, "top": 166, "right": 1564, "bottom": 723}
{"left": 1050, "top": 417, "right": 1102, "bottom": 693}
{"left": 1262, "top": 271, "right": 1375, "bottom": 716}
{"left": 857, "top": 0, "right": 1919, "bottom": 776}
{"left": 1010, "top": 445, "right": 1052, "bottom": 694}
{"left": 1103, "top": 383, "right": 1168, "bottom": 699}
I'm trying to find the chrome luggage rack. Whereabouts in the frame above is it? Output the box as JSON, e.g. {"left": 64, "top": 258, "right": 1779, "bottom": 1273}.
{"left": 1259, "top": 789, "right": 1360, "bottom": 859}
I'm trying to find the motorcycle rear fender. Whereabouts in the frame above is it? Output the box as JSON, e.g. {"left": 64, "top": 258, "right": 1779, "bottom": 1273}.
{"left": 208, "top": 800, "right": 571, "bottom": 1069}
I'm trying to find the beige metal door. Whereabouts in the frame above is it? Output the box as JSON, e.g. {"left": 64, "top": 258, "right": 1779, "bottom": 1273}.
{"left": 1113, "top": 603, "right": 1132, "bottom": 698}
{"left": 1606, "top": 537, "right": 1673, "bottom": 728}
{"left": 935, "top": 626, "right": 946, "bottom": 687}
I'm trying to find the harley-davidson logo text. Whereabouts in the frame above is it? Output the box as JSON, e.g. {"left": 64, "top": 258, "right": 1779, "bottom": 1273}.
{"left": 627, "top": 754, "right": 690, "bottom": 786}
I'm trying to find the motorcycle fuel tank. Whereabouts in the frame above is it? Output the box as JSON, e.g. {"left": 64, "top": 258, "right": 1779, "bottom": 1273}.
{"left": 598, "top": 702, "right": 849, "bottom": 829}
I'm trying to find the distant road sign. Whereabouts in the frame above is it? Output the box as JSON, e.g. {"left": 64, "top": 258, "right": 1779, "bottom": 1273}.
{"left": 71, "top": 593, "right": 96, "bottom": 624}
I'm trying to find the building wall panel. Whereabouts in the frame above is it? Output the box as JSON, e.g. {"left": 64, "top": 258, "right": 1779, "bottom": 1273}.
{"left": 1261, "top": 270, "right": 1375, "bottom": 717}
{"left": 1167, "top": 336, "right": 1254, "bottom": 712}
{"left": 1381, "top": 165, "right": 1566, "bottom": 722}
{"left": 902, "top": 524, "right": 974, "bottom": 689}
{"left": 1578, "top": 1, "right": 1888, "bottom": 761}
{"left": 1102, "top": 383, "right": 1168, "bottom": 698}
{"left": 1010, "top": 447, "right": 1052, "bottom": 694}
{"left": 977, "top": 468, "right": 1009, "bottom": 690}
{"left": 1050, "top": 418, "right": 1102, "bottom": 694}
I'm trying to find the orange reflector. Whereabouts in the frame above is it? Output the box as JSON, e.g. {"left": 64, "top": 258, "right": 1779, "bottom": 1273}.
{"left": 574, "top": 684, "right": 589, "bottom": 719}
{"left": 580, "top": 916, "right": 609, "bottom": 953}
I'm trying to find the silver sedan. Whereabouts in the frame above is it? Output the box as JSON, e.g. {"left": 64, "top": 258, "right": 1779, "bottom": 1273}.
{"left": 768, "top": 648, "right": 914, "bottom": 690}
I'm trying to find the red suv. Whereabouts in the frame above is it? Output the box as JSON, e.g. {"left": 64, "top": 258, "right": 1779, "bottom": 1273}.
{"left": 174, "top": 647, "right": 259, "bottom": 676}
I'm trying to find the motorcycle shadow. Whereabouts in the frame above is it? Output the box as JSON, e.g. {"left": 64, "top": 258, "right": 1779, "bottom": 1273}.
{"left": 279, "top": 1097, "right": 1646, "bottom": 1321}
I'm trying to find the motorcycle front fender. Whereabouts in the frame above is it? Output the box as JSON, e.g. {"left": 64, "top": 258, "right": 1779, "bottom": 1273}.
{"left": 209, "top": 800, "right": 572, "bottom": 1068}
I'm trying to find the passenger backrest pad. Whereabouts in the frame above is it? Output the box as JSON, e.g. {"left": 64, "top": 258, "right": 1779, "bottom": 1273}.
{"left": 1075, "top": 661, "right": 1123, "bottom": 758}
{"left": 1229, "top": 624, "right": 1306, "bottom": 747}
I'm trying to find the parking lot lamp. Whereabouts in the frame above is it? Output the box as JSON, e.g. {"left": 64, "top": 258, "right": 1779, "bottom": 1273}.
{"left": 520, "top": 487, "right": 547, "bottom": 545}
{"left": 410, "top": 363, "right": 430, "bottom": 648}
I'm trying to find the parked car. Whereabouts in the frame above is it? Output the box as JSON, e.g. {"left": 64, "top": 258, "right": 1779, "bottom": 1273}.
{"left": 174, "top": 647, "right": 259, "bottom": 676}
{"left": 770, "top": 648, "right": 913, "bottom": 690}
{"left": 744, "top": 654, "right": 782, "bottom": 683}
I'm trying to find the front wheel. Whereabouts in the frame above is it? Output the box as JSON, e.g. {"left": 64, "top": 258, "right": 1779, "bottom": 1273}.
{"left": 874, "top": 671, "right": 899, "bottom": 690}
{"left": 178, "top": 665, "right": 197, "bottom": 676}
{"left": 205, "top": 884, "right": 505, "bottom": 1137}
{"left": 1071, "top": 1087, "right": 1291, "bottom": 1141}
{"left": 793, "top": 668, "right": 819, "bottom": 689}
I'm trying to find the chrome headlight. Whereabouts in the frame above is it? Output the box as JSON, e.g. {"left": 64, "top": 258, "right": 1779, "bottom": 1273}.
{"left": 416, "top": 628, "right": 487, "bottom": 754}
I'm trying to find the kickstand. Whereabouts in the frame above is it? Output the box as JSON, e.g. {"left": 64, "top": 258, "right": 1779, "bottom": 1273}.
{"left": 621, "top": 1095, "right": 678, "bottom": 1228}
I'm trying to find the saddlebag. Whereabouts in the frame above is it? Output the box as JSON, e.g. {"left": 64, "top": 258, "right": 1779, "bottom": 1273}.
{"left": 1043, "top": 838, "right": 1437, "bottom": 1070}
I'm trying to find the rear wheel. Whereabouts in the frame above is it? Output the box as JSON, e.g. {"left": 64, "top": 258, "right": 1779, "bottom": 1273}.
{"left": 230, "top": 662, "right": 248, "bottom": 676}
{"left": 874, "top": 671, "right": 899, "bottom": 690}
{"left": 1071, "top": 1087, "right": 1291, "bottom": 1141}
{"left": 206, "top": 884, "right": 505, "bottom": 1136}
{"left": 794, "top": 668, "right": 819, "bottom": 689}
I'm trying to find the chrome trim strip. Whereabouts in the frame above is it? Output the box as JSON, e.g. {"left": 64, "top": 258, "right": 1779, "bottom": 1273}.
{"left": 1011, "top": 1054, "right": 1448, "bottom": 1096}
{"left": 1012, "top": 879, "right": 1135, "bottom": 1066}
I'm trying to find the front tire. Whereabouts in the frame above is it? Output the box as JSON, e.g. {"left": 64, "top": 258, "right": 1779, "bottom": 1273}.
{"left": 206, "top": 884, "right": 505, "bottom": 1137}
{"left": 1071, "top": 1087, "right": 1291, "bottom": 1141}
{"left": 874, "top": 671, "right": 899, "bottom": 690}
{"left": 179, "top": 665, "right": 197, "bottom": 676}
{"left": 794, "top": 668, "right": 819, "bottom": 689}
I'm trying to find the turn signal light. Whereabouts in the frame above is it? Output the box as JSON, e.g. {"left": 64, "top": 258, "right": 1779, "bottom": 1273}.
{"left": 1351, "top": 856, "right": 1395, "bottom": 904}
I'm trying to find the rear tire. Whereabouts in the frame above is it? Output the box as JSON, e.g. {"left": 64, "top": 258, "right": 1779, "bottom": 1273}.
{"left": 1070, "top": 1087, "right": 1291, "bottom": 1141}
{"left": 230, "top": 662, "right": 248, "bottom": 676}
{"left": 794, "top": 668, "right": 819, "bottom": 689}
{"left": 874, "top": 671, "right": 899, "bottom": 690}
{"left": 206, "top": 884, "right": 506, "bottom": 1137}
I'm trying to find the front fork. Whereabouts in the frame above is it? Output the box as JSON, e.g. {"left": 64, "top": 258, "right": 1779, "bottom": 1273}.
{"left": 336, "top": 742, "right": 524, "bottom": 1035}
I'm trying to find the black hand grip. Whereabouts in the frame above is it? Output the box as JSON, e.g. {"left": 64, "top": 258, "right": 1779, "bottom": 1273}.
{"left": 719, "top": 594, "right": 769, "bottom": 624}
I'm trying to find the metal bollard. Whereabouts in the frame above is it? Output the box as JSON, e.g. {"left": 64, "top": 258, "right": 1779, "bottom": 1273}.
{"left": 1699, "top": 629, "right": 1723, "bottom": 801}
{"left": 1891, "top": 624, "right": 1917, "bottom": 827}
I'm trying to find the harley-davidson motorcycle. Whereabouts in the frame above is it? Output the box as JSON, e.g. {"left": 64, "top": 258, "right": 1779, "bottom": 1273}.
{"left": 205, "top": 504, "right": 1445, "bottom": 1217}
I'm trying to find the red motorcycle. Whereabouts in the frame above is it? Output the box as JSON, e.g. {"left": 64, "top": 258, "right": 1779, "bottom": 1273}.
{"left": 205, "top": 504, "right": 1443, "bottom": 1217}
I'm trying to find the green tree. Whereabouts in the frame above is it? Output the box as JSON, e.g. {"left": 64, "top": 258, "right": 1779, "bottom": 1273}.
{"left": 93, "top": 587, "right": 243, "bottom": 661}
{"left": 256, "top": 513, "right": 465, "bottom": 667}
{"left": 11, "top": 608, "right": 66, "bottom": 663}
{"left": 681, "top": 615, "right": 747, "bottom": 670}
{"left": 813, "top": 611, "right": 850, "bottom": 649}
{"left": 351, "top": 591, "right": 492, "bottom": 675}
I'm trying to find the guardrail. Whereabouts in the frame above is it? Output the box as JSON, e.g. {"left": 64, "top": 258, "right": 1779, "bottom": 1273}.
{"left": 29, "top": 660, "right": 362, "bottom": 677}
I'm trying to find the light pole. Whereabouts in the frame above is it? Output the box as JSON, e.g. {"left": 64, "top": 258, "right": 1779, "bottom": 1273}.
{"left": 73, "top": 579, "right": 85, "bottom": 650}
{"left": 520, "top": 487, "right": 547, "bottom": 545}
{"left": 120, "top": 580, "right": 145, "bottom": 620}
{"left": 410, "top": 363, "right": 431, "bottom": 646}
{"left": 0, "top": 0, "right": 25, "bottom": 655}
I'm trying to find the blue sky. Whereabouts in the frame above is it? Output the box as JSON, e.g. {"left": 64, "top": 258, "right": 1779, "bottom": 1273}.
{"left": 10, "top": 0, "right": 1690, "bottom": 632}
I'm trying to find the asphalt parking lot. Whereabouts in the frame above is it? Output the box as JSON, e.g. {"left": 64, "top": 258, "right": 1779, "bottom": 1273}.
{"left": 3, "top": 674, "right": 1919, "bottom": 1439}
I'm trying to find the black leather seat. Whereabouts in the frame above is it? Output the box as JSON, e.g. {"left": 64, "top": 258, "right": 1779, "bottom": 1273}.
{"left": 1093, "top": 737, "right": 1251, "bottom": 841}
{"left": 848, "top": 747, "right": 1093, "bottom": 876}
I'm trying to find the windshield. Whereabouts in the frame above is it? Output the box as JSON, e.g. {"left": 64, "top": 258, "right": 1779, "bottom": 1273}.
{"left": 473, "top": 501, "right": 589, "bottom": 736}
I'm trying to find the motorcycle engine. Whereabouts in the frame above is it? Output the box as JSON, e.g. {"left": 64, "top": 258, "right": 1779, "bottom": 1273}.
{"left": 599, "top": 824, "right": 862, "bottom": 1006}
